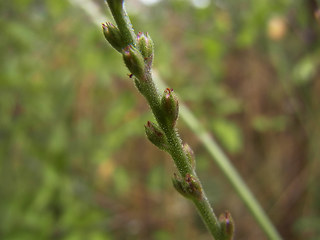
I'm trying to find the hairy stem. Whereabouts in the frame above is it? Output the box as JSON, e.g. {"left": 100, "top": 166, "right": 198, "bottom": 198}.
{"left": 144, "top": 75, "right": 222, "bottom": 239}
{"left": 103, "top": 1, "right": 225, "bottom": 239}
{"left": 106, "top": 0, "right": 136, "bottom": 47}
{"left": 70, "top": 1, "right": 283, "bottom": 239}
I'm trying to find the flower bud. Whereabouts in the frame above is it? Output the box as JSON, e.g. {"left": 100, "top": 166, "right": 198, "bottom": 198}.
{"left": 185, "top": 173, "right": 203, "bottom": 200}
{"left": 144, "top": 121, "right": 168, "bottom": 151}
{"left": 219, "top": 211, "right": 235, "bottom": 240}
{"left": 122, "top": 45, "right": 146, "bottom": 80}
{"left": 172, "top": 173, "right": 189, "bottom": 198}
{"left": 161, "top": 88, "right": 179, "bottom": 127}
{"left": 102, "top": 22, "right": 124, "bottom": 52}
{"left": 183, "top": 143, "right": 196, "bottom": 170}
{"left": 172, "top": 173, "right": 203, "bottom": 200}
{"left": 137, "top": 32, "right": 154, "bottom": 68}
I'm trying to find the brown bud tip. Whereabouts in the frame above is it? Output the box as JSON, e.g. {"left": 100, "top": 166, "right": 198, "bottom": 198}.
{"left": 219, "top": 211, "right": 235, "bottom": 240}
{"left": 185, "top": 174, "right": 203, "bottom": 200}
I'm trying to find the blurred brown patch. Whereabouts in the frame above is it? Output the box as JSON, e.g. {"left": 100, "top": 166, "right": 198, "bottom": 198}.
{"left": 224, "top": 49, "right": 309, "bottom": 239}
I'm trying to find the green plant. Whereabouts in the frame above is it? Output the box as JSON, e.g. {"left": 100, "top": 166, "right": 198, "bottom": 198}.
{"left": 102, "top": 1, "right": 233, "bottom": 239}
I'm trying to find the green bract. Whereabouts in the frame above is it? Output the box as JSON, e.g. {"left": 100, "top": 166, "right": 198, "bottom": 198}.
{"left": 122, "top": 45, "right": 146, "bottom": 80}
{"left": 102, "top": 22, "right": 124, "bottom": 52}
{"left": 144, "top": 121, "right": 168, "bottom": 151}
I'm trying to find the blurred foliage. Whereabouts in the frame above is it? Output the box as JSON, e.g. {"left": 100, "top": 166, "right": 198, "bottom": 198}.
{"left": 1, "top": 0, "right": 320, "bottom": 239}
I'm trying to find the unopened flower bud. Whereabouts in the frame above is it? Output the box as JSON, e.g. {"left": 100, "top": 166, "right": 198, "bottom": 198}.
{"left": 137, "top": 32, "right": 154, "bottom": 68}
{"left": 219, "top": 211, "right": 235, "bottom": 240}
{"left": 185, "top": 173, "right": 203, "bottom": 200}
{"left": 102, "top": 22, "right": 124, "bottom": 52}
{"left": 183, "top": 143, "right": 196, "bottom": 170}
{"left": 144, "top": 121, "right": 168, "bottom": 151}
{"left": 172, "top": 173, "right": 189, "bottom": 198}
{"left": 172, "top": 173, "right": 203, "bottom": 200}
{"left": 122, "top": 45, "right": 146, "bottom": 80}
{"left": 161, "top": 88, "right": 179, "bottom": 127}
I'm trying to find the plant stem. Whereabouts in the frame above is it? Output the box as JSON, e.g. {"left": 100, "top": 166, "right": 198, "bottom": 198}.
{"left": 141, "top": 38, "right": 223, "bottom": 240}
{"left": 106, "top": 0, "right": 136, "bottom": 47}
{"left": 193, "top": 193, "right": 222, "bottom": 238}
{"left": 70, "top": 0, "right": 283, "bottom": 238}
{"left": 179, "top": 104, "right": 283, "bottom": 240}
{"left": 154, "top": 75, "right": 282, "bottom": 240}
{"left": 104, "top": 1, "right": 224, "bottom": 239}
{"left": 146, "top": 86, "right": 222, "bottom": 239}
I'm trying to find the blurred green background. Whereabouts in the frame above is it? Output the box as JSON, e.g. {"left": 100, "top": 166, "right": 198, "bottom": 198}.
{"left": 1, "top": 0, "right": 320, "bottom": 239}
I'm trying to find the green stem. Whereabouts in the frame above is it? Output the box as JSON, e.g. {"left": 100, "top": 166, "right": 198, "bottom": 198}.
{"left": 70, "top": 0, "right": 283, "bottom": 239}
{"left": 143, "top": 75, "right": 192, "bottom": 177}
{"left": 179, "top": 104, "right": 283, "bottom": 240}
{"left": 145, "top": 83, "right": 222, "bottom": 240}
{"left": 106, "top": 0, "right": 137, "bottom": 47}
{"left": 154, "top": 76, "right": 282, "bottom": 240}
{"left": 165, "top": 127, "right": 192, "bottom": 176}
{"left": 193, "top": 195, "right": 221, "bottom": 239}
{"left": 142, "top": 75, "right": 222, "bottom": 239}
{"left": 105, "top": 1, "right": 223, "bottom": 239}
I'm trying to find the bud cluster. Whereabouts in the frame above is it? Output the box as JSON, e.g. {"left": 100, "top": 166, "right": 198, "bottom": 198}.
{"left": 102, "top": 23, "right": 155, "bottom": 84}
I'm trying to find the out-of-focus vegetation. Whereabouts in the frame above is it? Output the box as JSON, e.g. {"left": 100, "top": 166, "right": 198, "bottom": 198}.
{"left": 1, "top": 0, "right": 320, "bottom": 239}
